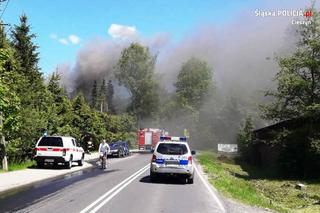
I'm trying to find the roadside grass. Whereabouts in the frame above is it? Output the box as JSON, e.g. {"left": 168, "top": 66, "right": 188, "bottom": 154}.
{"left": 7, "top": 160, "right": 36, "bottom": 172}
{"left": 197, "top": 151, "right": 320, "bottom": 213}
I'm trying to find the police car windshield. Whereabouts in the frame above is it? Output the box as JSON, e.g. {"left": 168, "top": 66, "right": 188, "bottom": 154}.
{"left": 157, "top": 143, "right": 188, "bottom": 155}
{"left": 38, "top": 137, "right": 63, "bottom": 147}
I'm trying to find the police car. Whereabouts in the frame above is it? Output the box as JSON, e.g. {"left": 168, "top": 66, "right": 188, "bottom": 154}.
{"left": 150, "top": 136, "right": 196, "bottom": 184}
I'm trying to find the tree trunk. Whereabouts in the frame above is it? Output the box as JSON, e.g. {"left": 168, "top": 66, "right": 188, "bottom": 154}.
{"left": 0, "top": 116, "right": 8, "bottom": 171}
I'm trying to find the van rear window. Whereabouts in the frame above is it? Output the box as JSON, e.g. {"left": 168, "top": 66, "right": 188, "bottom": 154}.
{"left": 38, "top": 137, "right": 63, "bottom": 147}
{"left": 156, "top": 143, "right": 188, "bottom": 155}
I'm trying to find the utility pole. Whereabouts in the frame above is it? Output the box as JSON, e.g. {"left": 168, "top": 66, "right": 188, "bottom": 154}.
{"left": 0, "top": 113, "right": 8, "bottom": 171}
{"left": 100, "top": 100, "right": 103, "bottom": 113}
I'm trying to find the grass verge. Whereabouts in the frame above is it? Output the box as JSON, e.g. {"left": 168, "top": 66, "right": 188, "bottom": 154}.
{"left": 197, "top": 151, "right": 320, "bottom": 213}
{"left": 0, "top": 160, "right": 36, "bottom": 172}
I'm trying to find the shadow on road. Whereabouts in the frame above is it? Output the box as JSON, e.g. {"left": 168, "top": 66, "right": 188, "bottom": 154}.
{"left": 0, "top": 165, "right": 120, "bottom": 212}
{"left": 139, "top": 175, "right": 188, "bottom": 185}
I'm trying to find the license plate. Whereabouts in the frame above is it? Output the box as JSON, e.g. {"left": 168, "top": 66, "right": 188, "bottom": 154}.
{"left": 44, "top": 159, "right": 54, "bottom": 162}
{"left": 165, "top": 160, "right": 179, "bottom": 165}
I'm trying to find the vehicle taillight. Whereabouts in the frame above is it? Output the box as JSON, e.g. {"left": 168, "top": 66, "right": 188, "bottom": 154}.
{"left": 188, "top": 156, "right": 193, "bottom": 164}
{"left": 62, "top": 148, "right": 70, "bottom": 156}
{"left": 35, "top": 147, "right": 48, "bottom": 151}
{"left": 151, "top": 154, "right": 156, "bottom": 162}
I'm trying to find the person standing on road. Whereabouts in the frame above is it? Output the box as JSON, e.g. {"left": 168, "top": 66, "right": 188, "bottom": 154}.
{"left": 98, "top": 139, "right": 110, "bottom": 169}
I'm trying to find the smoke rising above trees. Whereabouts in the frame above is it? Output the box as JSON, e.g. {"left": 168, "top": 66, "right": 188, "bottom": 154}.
{"left": 55, "top": 1, "right": 314, "bottom": 148}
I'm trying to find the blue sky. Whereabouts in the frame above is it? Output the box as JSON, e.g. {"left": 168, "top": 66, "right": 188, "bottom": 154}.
{"left": 3, "top": 0, "right": 262, "bottom": 75}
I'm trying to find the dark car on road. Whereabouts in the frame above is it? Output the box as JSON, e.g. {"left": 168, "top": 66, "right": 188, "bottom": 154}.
{"left": 119, "top": 141, "right": 130, "bottom": 156}
{"left": 108, "top": 141, "right": 129, "bottom": 157}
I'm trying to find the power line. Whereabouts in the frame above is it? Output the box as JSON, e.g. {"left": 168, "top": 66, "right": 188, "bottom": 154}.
{"left": 0, "top": 0, "right": 9, "bottom": 20}
{"left": 4, "top": 24, "right": 11, "bottom": 35}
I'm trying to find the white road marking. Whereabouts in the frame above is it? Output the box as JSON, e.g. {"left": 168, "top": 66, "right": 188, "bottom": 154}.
{"left": 80, "top": 164, "right": 149, "bottom": 213}
{"left": 90, "top": 165, "right": 149, "bottom": 213}
{"left": 194, "top": 162, "right": 226, "bottom": 213}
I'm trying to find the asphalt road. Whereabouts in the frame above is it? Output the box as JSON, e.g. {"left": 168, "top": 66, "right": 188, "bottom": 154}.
{"left": 0, "top": 154, "right": 270, "bottom": 213}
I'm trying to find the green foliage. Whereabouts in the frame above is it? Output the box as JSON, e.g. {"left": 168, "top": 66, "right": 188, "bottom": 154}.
{"left": 262, "top": 8, "right": 320, "bottom": 121}
{"left": 48, "top": 72, "right": 66, "bottom": 104}
{"left": 159, "top": 57, "right": 216, "bottom": 148}
{"left": 309, "top": 137, "right": 320, "bottom": 154}
{"left": 115, "top": 43, "right": 160, "bottom": 121}
{"left": 0, "top": 48, "right": 21, "bottom": 136}
{"left": 197, "top": 152, "right": 278, "bottom": 211}
{"left": 237, "top": 116, "right": 254, "bottom": 159}
{"left": 11, "top": 14, "right": 47, "bottom": 110}
{"left": 71, "top": 93, "right": 95, "bottom": 141}
{"left": 107, "top": 80, "right": 115, "bottom": 113}
{"left": 257, "top": 6, "right": 320, "bottom": 178}
{"left": 0, "top": 23, "right": 10, "bottom": 49}
{"left": 11, "top": 14, "right": 40, "bottom": 80}
{"left": 0, "top": 14, "right": 136, "bottom": 166}
{"left": 175, "top": 57, "right": 214, "bottom": 108}
{"left": 199, "top": 151, "right": 320, "bottom": 212}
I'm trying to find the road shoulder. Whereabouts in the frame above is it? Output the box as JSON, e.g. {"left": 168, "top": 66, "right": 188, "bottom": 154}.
{"left": 194, "top": 158, "right": 273, "bottom": 213}
{"left": 0, "top": 153, "right": 100, "bottom": 195}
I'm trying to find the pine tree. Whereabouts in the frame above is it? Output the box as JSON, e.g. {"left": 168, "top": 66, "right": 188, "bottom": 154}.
{"left": 91, "top": 80, "right": 98, "bottom": 110}
{"left": 107, "top": 80, "right": 115, "bottom": 113}
{"left": 11, "top": 14, "right": 41, "bottom": 80}
{"left": 48, "top": 72, "right": 65, "bottom": 103}
{"left": 11, "top": 14, "right": 46, "bottom": 109}
{"left": 98, "top": 79, "right": 107, "bottom": 112}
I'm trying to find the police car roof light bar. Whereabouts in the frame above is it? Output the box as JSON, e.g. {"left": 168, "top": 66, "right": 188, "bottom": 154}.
{"left": 160, "top": 136, "right": 187, "bottom": 142}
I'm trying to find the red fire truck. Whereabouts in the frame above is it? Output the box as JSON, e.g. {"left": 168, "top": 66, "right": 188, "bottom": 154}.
{"left": 137, "top": 128, "right": 167, "bottom": 150}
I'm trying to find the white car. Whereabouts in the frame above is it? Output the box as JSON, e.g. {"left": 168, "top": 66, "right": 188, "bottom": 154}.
{"left": 150, "top": 136, "right": 196, "bottom": 184}
{"left": 34, "top": 136, "right": 85, "bottom": 169}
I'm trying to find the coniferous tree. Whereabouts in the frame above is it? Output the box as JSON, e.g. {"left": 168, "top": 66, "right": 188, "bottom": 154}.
{"left": 98, "top": 79, "right": 107, "bottom": 112}
{"left": 91, "top": 80, "right": 98, "bottom": 110}
{"left": 11, "top": 14, "right": 46, "bottom": 108}
{"left": 107, "top": 80, "right": 115, "bottom": 113}
{"left": 48, "top": 72, "right": 65, "bottom": 103}
{"left": 11, "top": 14, "right": 41, "bottom": 81}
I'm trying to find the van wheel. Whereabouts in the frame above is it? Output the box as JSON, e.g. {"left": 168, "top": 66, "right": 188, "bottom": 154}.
{"left": 66, "top": 156, "right": 73, "bottom": 169}
{"left": 187, "top": 177, "right": 194, "bottom": 184}
{"left": 78, "top": 155, "right": 84, "bottom": 166}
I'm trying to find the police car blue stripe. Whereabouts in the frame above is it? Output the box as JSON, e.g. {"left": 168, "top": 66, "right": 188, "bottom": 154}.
{"left": 156, "top": 159, "right": 164, "bottom": 164}
{"left": 179, "top": 160, "right": 188, "bottom": 165}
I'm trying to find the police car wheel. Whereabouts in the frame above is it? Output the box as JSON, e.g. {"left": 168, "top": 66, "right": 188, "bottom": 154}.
{"left": 150, "top": 172, "right": 158, "bottom": 182}
{"left": 188, "top": 177, "right": 194, "bottom": 184}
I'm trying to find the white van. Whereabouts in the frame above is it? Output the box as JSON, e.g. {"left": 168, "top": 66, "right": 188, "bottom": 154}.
{"left": 34, "top": 136, "right": 85, "bottom": 169}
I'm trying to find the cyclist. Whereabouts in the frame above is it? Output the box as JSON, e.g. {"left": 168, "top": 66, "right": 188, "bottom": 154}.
{"left": 98, "top": 139, "right": 110, "bottom": 169}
